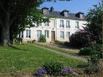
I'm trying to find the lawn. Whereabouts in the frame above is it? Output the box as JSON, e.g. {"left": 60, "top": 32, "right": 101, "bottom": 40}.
{"left": 0, "top": 44, "right": 85, "bottom": 73}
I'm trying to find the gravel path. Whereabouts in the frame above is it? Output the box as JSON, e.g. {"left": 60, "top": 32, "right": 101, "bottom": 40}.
{"left": 34, "top": 44, "right": 87, "bottom": 62}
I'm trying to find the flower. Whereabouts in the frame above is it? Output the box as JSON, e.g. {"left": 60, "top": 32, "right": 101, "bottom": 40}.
{"left": 61, "top": 67, "right": 73, "bottom": 75}
{"left": 34, "top": 67, "right": 47, "bottom": 76}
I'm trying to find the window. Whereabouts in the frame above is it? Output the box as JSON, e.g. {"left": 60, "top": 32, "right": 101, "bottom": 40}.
{"left": 60, "top": 31, "right": 64, "bottom": 39}
{"left": 60, "top": 20, "right": 64, "bottom": 27}
{"left": 66, "top": 32, "right": 70, "bottom": 38}
{"left": 75, "top": 21, "right": 79, "bottom": 28}
{"left": 45, "top": 22, "right": 49, "bottom": 26}
{"left": 39, "top": 23, "right": 42, "bottom": 26}
{"left": 20, "top": 32, "right": 24, "bottom": 38}
{"left": 45, "top": 30, "right": 49, "bottom": 38}
{"left": 66, "top": 20, "right": 70, "bottom": 28}
{"left": 37, "top": 30, "right": 42, "bottom": 39}
{"left": 26, "top": 30, "right": 31, "bottom": 38}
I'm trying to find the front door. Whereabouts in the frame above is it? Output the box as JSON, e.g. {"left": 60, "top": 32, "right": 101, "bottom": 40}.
{"left": 51, "top": 31, "right": 55, "bottom": 42}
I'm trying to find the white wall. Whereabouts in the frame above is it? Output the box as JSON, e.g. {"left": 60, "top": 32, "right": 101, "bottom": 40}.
{"left": 22, "top": 18, "right": 87, "bottom": 43}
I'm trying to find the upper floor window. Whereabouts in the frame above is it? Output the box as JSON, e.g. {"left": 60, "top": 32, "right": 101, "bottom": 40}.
{"left": 45, "top": 22, "right": 49, "bottom": 26}
{"left": 45, "top": 30, "right": 49, "bottom": 38}
{"left": 60, "top": 31, "right": 64, "bottom": 39}
{"left": 39, "top": 23, "right": 42, "bottom": 26}
{"left": 75, "top": 21, "right": 79, "bottom": 28}
{"left": 60, "top": 20, "right": 64, "bottom": 27}
{"left": 26, "top": 29, "right": 31, "bottom": 38}
{"left": 66, "top": 20, "right": 70, "bottom": 28}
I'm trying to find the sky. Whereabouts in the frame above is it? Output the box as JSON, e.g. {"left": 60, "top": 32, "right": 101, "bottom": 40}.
{"left": 39, "top": 0, "right": 101, "bottom": 14}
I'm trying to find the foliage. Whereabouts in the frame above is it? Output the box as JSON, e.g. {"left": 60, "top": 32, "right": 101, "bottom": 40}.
{"left": 80, "top": 44, "right": 103, "bottom": 74}
{"left": 61, "top": 67, "right": 78, "bottom": 76}
{"left": 0, "top": 44, "right": 85, "bottom": 73}
{"left": 79, "top": 47, "right": 93, "bottom": 56}
{"left": 82, "top": 4, "right": 103, "bottom": 75}
{"left": 79, "top": 44, "right": 102, "bottom": 58}
{"left": 86, "top": 4, "right": 103, "bottom": 44}
{"left": 69, "top": 30, "right": 95, "bottom": 48}
{"left": 84, "top": 55, "right": 101, "bottom": 74}
{"left": 0, "top": 0, "right": 43, "bottom": 45}
{"left": 43, "top": 61, "right": 64, "bottom": 76}
{"left": 39, "top": 34, "right": 46, "bottom": 42}
{"left": 34, "top": 67, "right": 47, "bottom": 76}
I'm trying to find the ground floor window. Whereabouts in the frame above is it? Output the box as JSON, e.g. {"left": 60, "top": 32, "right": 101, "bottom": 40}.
{"left": 37, "top": 30, "right": 42, "bottom": 39}
{"left": 20, "top": 32, "right": 24, "bottom": 38}
{"left": 60, "top": 31, "right": 64, "bottom": 39}
{"left": 45, "top": 30, "right": 49, "bottom": 38}
{"left": 26, "top": 29, "right": 31, "bottom": 38}
{"left": 66, "top": 32, "right": 70, "bottom": 39}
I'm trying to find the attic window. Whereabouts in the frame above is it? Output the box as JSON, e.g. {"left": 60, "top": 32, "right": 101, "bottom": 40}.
{"left": 75, "top": 12, "right": 84, "bottom": 19}
{"left": 42, "top": 7, "right": 49, "bottom": 15}
{"left": 61, "top": 10, "right": 69, "bottom": 17}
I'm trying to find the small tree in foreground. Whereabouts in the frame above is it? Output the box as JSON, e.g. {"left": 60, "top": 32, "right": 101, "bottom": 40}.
{"left": 69, "top": 30, "right": 95, "bottom": 48}
{"left": 82, "top": 4, "right": 103, "bottom": 74}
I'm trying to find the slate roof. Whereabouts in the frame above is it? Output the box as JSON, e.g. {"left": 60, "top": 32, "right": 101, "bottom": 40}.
{"left": 42, "top": 10, "right": 86, "bottom": 21}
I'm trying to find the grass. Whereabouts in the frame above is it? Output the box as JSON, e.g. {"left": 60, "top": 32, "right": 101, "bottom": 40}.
{"left": 0, "top": 44, "right": 85, "bottom": 73}
{"left": 35, "top": 42, "right": 79, "bottom": 55}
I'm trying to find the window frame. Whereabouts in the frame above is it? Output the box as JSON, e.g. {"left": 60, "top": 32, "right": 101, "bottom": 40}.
{"left": 60, "top": 20, "right": 64, "bottom": 27}
{"left": 75, "top": 21, "right": 79, "bottom": 29}
{"left": 66, "top": 20, "right": 70, "bottom": 28}
{"left": 26, "top": 29, "right": 31, "bottom": 38}
{"left": 45, "top": 30, "right": 49, "bottom": 38}
{"left": 60, "top": 31, "right": 64, "bottom": 39}
{"left": 45, "top": 22, "right": 49, "bottom": 26}
{"left": 66, "top": 32, "right": 70, "bottom": 38}
{"left": 37, "top": 30, "right": 42, "bottom": 38}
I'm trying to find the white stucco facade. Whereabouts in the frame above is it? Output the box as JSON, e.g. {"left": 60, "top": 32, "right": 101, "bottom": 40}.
{"left": 21, "top": 17, "right": 87, "bottom": 43}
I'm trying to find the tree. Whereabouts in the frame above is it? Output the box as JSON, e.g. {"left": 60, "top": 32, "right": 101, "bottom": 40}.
{"left": 0, "top": 0, "right": 42, "bottom": 46}
{"left": 86, "top": 4, "right": 103, "bottom": 44}
{"left": 83, "top": 3, "right": 103, "bottom": 74}
{"left": 69, "top": 30, "right": 95, "bottom": 48}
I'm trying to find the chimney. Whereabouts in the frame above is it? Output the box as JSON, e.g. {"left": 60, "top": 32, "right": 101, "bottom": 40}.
{"left": 42, "top": 7, "right": 49, "bottom": 15}
{"left": 50, "top": 7, "right": 54, "bottom": 12}
{"left": 75, "top": 12, "right": 84, "bottom": 19}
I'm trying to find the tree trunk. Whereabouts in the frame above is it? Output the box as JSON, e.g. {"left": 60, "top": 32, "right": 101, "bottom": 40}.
{"left": 10, "top": 30, "right": 14, "bottom": 44}
{"left": 1, "top": 13, "right": 10, "bottom": 46}
{"left": 2, "top": 26, "right": 10, "bottom": 46}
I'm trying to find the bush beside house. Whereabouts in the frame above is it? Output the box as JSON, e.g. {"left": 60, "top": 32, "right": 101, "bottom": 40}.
{"left": 38, "top": 34, "right": 46, "bottom": 42}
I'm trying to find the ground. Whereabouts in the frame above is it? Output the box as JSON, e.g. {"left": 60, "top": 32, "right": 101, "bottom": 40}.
{"left": 0, "top": 44, "right": 102, "bottom": 77}
{"left": 0, "top": 44, "right": 86, "bottom": 77}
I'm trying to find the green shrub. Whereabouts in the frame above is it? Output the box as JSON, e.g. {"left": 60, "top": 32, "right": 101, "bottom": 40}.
{"left": 43, "top": 61, "right": 64, "bottom": 76}
{"left": 69, "top": 31, "right": 95, "bottom": 48}
{"left": 79, "top": 44, "right": 102, "bottom": 58}
{"left": 55, "top": 40, "right": 63, "bottom": 45}
{"left": 81, "top": 44, "right": 102, "bottom": 74}
{"left": 13, "top": 38, "right": 22, "bottom": 44}
{"left": 39, "top": 34, "right": 46, "bottom": 42}
{"left": 79, "top": 47, "right": 92, "bottom": 55}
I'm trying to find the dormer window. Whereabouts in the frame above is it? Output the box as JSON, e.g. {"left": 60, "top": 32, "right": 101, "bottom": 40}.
{"left": 61, "top": 10, "right": 69, "bottom": 17}
{"left": 42, "top": 7, "right": 49, "bottom": 15}
{"left": 75, "top": 12, "right": 84, "bottom": 19}
{"left": 64, "top": 11, "right": 68, "bottom": 17}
